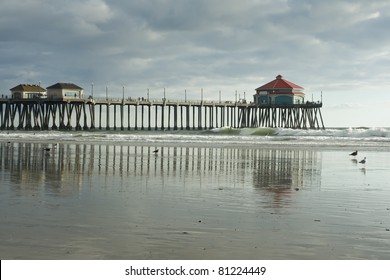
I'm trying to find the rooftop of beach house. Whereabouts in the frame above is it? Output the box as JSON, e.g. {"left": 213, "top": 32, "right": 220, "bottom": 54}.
{"left": 10, "top": 84, "right": 47, "bottom": 99}
{"left": 253, "top": 75, "right": 306, "bottom": 106}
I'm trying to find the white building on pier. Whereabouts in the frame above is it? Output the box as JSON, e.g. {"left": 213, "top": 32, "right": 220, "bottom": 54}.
{"left": 46, "top": 83, "right": 84, "bottom": 100}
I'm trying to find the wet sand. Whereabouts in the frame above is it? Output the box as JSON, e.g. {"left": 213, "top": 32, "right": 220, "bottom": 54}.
{"left": 0, "top": 142, "right": 390, "bottom": 259}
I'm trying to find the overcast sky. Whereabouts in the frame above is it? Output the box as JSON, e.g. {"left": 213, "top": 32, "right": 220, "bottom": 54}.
{"left": 1, "top": 0, "right": 389, "bottom": 127}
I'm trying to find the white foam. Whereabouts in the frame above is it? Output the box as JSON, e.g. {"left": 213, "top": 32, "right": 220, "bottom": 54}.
{"left": 2, "top": 127, "right": 390, "bottom": 150}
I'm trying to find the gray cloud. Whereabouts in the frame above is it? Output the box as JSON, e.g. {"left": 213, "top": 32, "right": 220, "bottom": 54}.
{"left": 1, "top": 0, "right": 390, "bottom": 126}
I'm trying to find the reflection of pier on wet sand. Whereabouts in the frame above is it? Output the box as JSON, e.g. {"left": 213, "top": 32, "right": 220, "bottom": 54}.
{"left": 0, "top": 142, "right": 322, "bottom": 196}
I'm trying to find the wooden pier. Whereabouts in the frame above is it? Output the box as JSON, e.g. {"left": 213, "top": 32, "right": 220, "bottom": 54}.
{"left": 0, "top": 98, "right": 325, "bottom": 130}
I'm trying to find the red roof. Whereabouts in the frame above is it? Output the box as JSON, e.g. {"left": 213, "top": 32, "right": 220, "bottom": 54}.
{"left": 256, "top": 75, "right": 304, "bottom": 90}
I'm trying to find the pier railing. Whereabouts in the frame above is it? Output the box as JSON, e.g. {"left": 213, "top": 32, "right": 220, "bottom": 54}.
{"left": 0, "top": 96, "right": 322, "bottom": 107}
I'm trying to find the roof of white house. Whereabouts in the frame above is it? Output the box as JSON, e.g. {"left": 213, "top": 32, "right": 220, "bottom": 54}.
{"left": 10, "top": 84, "right": 46, "bottom": 92}
{"left": 47, "top": 83, "right": 83, "bottom": 90}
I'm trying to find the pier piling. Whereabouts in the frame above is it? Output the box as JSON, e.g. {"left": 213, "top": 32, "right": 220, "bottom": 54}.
{"left": 0, "top": 98, "right": 325, "bottom": 130}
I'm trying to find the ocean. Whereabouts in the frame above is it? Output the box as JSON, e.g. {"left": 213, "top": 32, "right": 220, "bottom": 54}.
{"left": 1, "top": 127, "right": 390, "bottom": 259}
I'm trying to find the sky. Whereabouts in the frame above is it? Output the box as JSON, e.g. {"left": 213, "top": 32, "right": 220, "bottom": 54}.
{"left": 1, "top": 0, "right": 390, "bottom": 127}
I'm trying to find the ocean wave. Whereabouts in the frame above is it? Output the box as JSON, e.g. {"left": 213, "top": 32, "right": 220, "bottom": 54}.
{"left": 209, "top": 127, "right": 275, "bottom": 136}
{"left": 274, "top": 127, "right": 390, "bottom": 138}
{"left": 1, "top": 127, "right": 390, "bottom": 150}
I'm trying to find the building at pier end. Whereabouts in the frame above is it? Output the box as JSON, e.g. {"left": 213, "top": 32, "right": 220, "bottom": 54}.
{"left": 254, "top": 74, "right": 305, "bottom": 106}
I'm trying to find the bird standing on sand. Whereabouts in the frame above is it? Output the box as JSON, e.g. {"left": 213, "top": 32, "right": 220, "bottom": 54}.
{"left": 349, "top": 150, "right": 358, "bottom": 156}
{"left": 359, "top": 157, "right": 366, "bottom": 164}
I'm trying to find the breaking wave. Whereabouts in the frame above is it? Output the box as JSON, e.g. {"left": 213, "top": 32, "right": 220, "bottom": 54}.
{"left": 1, "top": 127, "right": 390, "bottom": 150}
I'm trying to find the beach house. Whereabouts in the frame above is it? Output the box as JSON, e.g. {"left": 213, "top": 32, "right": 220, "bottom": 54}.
{"left": 254, "top": 75, "right": 305, "bottom": 105}
{"left": 10, "top": 84, "right": 47, "bottom": 99}
{"left": 46, "top": 83, "right": 84, "bottom": 100}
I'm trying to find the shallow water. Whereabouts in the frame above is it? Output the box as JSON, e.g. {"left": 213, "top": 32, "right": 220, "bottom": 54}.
{"left": 0, "top": 141, "right": 390, "bottom": 259}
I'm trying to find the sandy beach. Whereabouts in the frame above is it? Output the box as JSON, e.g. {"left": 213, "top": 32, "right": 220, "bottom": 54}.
{"left": 1, "top": 137, "right": 389, "bottom": 260}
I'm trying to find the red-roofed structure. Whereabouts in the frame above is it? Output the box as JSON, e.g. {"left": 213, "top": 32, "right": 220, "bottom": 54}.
{"left": 254, "top": 75, "right": 305, "bottom": 105}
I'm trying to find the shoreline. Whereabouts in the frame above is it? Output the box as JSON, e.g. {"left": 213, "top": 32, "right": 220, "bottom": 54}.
{"left": 1, "top": 138, "right": 390, "bottom": 152}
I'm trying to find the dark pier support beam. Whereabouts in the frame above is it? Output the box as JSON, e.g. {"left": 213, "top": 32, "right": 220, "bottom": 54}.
{"left": 148, "top": 105, "right": 152, "bottom": 130}
{"left": 229, "top": 106, "right": 232, "bottom": 128}
{"left": 192, "top": 106, "right": 196, "bottom": 129}
{"left": 106, "top": 104, "right": 110, "bottom": 130}
{"left": 32, "top": 103, "right": 41, "bottom": 129}
{"left": 99, "top": 104, "right": 102, "bottom": 129}
{"left": 57, "top": 103, "right": 65, "bottom": 129}
{"left": 209, "top": 106, "right": 213, "bottom": 129}
{"left": 134, "top": 105, "right": 138, "bottom": 130}
{"left": 17, "top": 104, "right": 24, "bottom": 129}
{"left": 50, "top": 104, "right": 58, "bottom": 129}
{"left": 215, "top": 106, "right": 219, "bottom": 128}
{"left": 173, "top": 105, "right": 178, "bottom": 130}
{"left": 167, "top": 105, "right": 171, "bottom": 130}
{"left": 197, "top": 106, "right": 202, "bottom": 129}
{"left": 120, "top": 103, "right": 124, "bottom": 131}
{"left": 161, "top": 105, "right": 165, "bottom": 130}
{"left": 83, "top": 103, "right": 89, "bottom": 129}
{"left": 65, "top": 103, "right": 72, "bottom": 130}
{"left": 180, "top": 105, "right": 184, "bottom": 130}
{"left": 186, "top": 105, "right": 190, "bottom": 130}
{"left": 318, "top": 108, "right": 325, "bottom": 129}
{"left": 221, "top": 106, "right": 225, "bottom": 127}
{"left": 141, "top": 105, "right": 145, "bottom": 130}
{"left": 10, "top": 103, "right": 17, "bottom": 129}
{"left": 238, "top": 107, "right": 245, "bottom": 128}
{"left": 74, "top": 104, "right": 82, "bottom": 130}
{"left": 203, "top": 106, "right": 207, "bottom": 129}
{"left": 128, "top": 105, "right": 131, "bottom": 130}
{"left": 113, "top": 105, "right": 117, "bottom": 130}
{"left": 0, "top": 104, "right": 3, "bottom": 128}
{"left": 233, "top": 106, "right": 237, "bottom": 128}
{"left": 25, "top": 104, "right": 32, "bottom": 129}
{"left": 155, "top": 105, "right": 158, "bottom": 130}
{"left": 90, "top": 103, "right": 95, "bottom": 129}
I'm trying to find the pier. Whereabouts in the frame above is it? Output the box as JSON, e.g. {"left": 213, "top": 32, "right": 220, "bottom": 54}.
{"left": 0, "top": 98, "right": 324, "bottom": 130}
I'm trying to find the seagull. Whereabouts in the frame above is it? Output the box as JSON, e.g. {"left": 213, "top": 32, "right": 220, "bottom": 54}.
{"left": 349, "top": 150, "right": 358, "bottom": 156}
{"left": 359, "top": 157, "right": 366, "bottom": 164}
{"left": 153, "top": 149, "right": 159, "bottom": 154}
